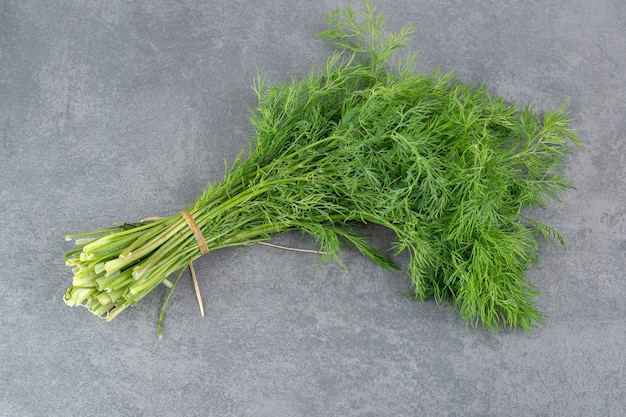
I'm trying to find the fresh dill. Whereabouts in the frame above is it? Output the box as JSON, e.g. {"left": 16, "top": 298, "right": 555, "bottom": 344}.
{"left": 64, "top": 1, "right": 583, "bottom": 335}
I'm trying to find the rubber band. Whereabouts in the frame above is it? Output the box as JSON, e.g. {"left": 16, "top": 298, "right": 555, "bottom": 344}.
{"left": 257, "top": 241, "right": 327, "bottom": 254}
{"left": 180, "top": 210, "right": 209, "bottom": 256}
{"left": 140, "top": 213, "right": 207, "bottom": 322}
{"left": 188, "top": 262, "right": 205, "bottom": 317}
{"left": 141, "top": 216, "right": 166, "bottom": 222}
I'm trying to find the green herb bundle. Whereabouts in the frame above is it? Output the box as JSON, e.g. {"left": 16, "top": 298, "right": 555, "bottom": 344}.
{"left": 64, "top": 1, "right": 582, "bottom": 334}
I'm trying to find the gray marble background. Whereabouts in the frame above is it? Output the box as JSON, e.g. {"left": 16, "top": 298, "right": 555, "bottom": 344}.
{"left": 1, "top": 1, "right": 624, "bottom": 416}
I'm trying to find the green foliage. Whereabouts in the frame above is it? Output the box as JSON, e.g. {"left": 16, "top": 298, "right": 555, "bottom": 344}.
{"left": 64, "top": 0, "right": 582, "bottom": 334}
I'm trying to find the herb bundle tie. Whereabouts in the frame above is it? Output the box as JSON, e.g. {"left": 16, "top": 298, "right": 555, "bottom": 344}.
{"left": 180, "top": 210, "right": 209, "bottom": 256}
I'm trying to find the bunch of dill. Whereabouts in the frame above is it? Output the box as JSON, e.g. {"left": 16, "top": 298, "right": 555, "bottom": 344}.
{"left": 64, "top": 1, "right": 582, "bottom": 334}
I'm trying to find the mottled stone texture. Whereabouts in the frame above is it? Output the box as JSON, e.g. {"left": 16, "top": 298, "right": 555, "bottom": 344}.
{"left": 1, "top": 1, "right": 624, "bottom": 416}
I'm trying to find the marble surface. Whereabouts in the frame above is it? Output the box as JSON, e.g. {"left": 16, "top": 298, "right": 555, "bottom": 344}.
{"left": 1, "top": 1, "right": 624, "bottom": 416}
